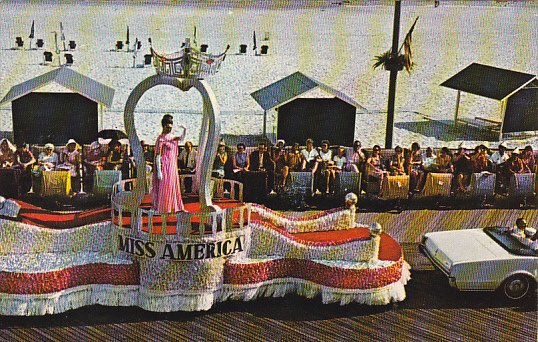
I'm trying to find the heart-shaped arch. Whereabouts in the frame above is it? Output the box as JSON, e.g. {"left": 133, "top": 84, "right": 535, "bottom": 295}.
{"left": 123, "top": 74, "right": 221, "bottom": 212}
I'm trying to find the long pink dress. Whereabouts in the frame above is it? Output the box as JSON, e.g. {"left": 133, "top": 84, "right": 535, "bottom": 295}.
{"left": 152, "top": 133, "right": 184, "bottom": 212}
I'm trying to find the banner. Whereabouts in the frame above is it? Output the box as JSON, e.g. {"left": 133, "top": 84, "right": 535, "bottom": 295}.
{"left": 118, "top": 234, "right": 245, "bottom": 261}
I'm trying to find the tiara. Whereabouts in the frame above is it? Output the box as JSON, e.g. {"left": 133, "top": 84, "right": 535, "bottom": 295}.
{"left": 150, "top": 38, "right": 229, "bottom": 79}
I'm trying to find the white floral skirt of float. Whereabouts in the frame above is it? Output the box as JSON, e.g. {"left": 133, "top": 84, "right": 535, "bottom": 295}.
{"left": 220, "top": 261, "right": 411, "bottom": 306}
{"left": 0, "top": 261, "right": 410, "bottom": 315}
{"left": 0, "top": 284, "right": 139, "bottom": 316}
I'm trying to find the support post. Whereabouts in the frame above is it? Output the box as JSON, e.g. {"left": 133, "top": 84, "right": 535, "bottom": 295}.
{"left": 384, "top": 0, "right": 402, "bottom": 149}
{"left": 263, "top": 110, "right": 267, "bottom": 138}
{"left": 453, "top": 90, "right": 461, "bottom": 128}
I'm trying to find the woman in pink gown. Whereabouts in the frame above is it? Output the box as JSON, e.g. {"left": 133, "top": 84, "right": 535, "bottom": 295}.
{"left": 152, "top": 114, "right": 186, "bottom": 213}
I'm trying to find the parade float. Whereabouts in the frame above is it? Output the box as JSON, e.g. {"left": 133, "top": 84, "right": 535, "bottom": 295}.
{"left": 0, "top": 39, "right": 410, "bottom": 315}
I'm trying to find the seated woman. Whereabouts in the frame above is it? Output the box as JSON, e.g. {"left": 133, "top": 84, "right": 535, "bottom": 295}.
{"left": 366, "top": 144, "right": 385, "bottom": 187}
{"left": 37, "top": 143, "right": 58, "bottom": 171}
{"left": 521, "top": 145, "right": 536, "bottom": 173}
{"left": 317, "top": 140, "right": 334, "bottom": 194}
{"left": 387, "top": 145, "right": 406, "bottom": 176}
{"left": 272, "top": 140, "right": 289, "bottom": 188}
{"left": 333, "top": 146, "right": 347, "bottom": 171}
{"left": 104, "top": 140, "right": 123, "bottom": 170}
{"left": 287, "top": 143, "right": 303, "bottom": 173}
{"left": 453, "top": 146, "right": 472, "bottom": 192}
{"left": 12, "top": 142, "right": 36, "bottom": 194}
{"left": 56, "top": 139, "right": 81, "bottom": 191}
{"left": 212, "top": 142, "right": 231, "bottom": 179}
{"left": 301, "top": 138, "right": 319, "bottom": 173}
{"left": 436, "top": 147, "right": 454, "bottom": 173}
{"left": 506, "top": 148, "right": 526, "bottom": 176}
{"left": 408, "top": 142, "right": 424, "bottom": 192}
{"left": 232, "top": 142, "right": 249, "bottom": 183}
{"left": 345, "top": 140, "right": 366, "bottom": 173}
{"left": 470, "top": 144, "right": 492, "bottom": 173}
{"left": 83, "top": 141, "right": 104, "bottom": 175}
{"left": 0, "top": 138, "right": 16, "bottom": 169}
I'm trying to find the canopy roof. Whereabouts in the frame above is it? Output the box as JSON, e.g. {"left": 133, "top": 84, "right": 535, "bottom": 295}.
{"left": 440, "top": 63, "right": 535, "bottom": 101}
{"left": 0, "top": 66, "right": 114, "bottom": 107}
{"left": 251, "top": 71, "right": 366, "bottom": 111}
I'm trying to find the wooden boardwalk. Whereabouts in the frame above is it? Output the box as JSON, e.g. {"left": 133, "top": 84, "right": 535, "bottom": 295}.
{"left": 1, "top": 208, "right": 537, "bottom": 341}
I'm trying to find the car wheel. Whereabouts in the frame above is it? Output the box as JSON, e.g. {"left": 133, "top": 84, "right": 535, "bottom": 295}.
{"left": 502, "top": 274, "right": 533, "bottom": 301}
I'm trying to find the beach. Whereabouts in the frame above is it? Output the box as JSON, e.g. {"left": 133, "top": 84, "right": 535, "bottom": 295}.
{"left": 0, "top": 1, "right": 536, "bottom": 148}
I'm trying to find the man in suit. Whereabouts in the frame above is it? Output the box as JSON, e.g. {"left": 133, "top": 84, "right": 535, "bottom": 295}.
{"left": 248, "top": 141, "right": 276, "bottom": 195}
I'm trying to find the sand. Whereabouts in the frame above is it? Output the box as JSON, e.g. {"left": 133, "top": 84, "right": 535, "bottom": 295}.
{"left": 0, "top": 1, "right": 536, "bottom": 149}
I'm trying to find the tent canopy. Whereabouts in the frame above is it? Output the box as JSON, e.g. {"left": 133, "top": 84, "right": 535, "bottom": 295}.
{"left": 440, "top": 63, "right": 535, "bottom": 100}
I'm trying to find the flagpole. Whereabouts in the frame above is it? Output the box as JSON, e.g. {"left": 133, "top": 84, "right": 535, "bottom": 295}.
{"left": 385, "top": 0, "right": 402, "bottom": 149}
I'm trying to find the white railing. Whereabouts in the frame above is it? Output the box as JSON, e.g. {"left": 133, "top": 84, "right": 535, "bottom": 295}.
{"left": 112, "top": 175, "right": 243, "bottom": 202}
{"left": 112, "top": 202, "right": 250, "bottom": 239}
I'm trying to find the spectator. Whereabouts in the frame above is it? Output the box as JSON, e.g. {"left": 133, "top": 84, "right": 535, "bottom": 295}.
{"left": 316, "top": 140, "right": 334, "bottom": 193}
{"left": 104, "top": 140, "right": 123, "bottom": 170}
{"left": 333, "top": 146, "right": 347, "bottom": 171}
{"left": 141, "top": 140, "right": 154, "bottom": 172}
{"left": 287, "top": 143, "right": 303, "bottom": 172}
{"left": 56, "top": 139, "right": 81, "bottom": 191}
{"left": 301, "top": 138, "right": 319, "bottom": 172}
{"left": 408, "top": 142, "right": 424, "bottom": 192}
{"left": 212, "top": 141, "right": 231, "bottom": 179}
{"left": 521, "top": 145, "right": 536, "bottom": 173}
{"left": 490, "top": 142, "right": 510, "bottom": 166}
{"left": 12, "top": 142, "right": 36, "bottom": 194}
{"left": 422, "top": 146, "right": 437, "bottom": 172}
{"left": 346, "top": 140, "right": 366, "bottom": 173}
{"left": 37, "top": 143, "right": 58, "bottom": 171}
{"left": 387, "top": 145, "right": 406, "bottom": 176}
{"left": 249, "top": 141, "right": 275, "bottom": 192}
{"left": 489, "top": 142, "right": 510, "bottom": 192}
{"left": 366, "top": 144, "right": 385, "bottom": 184}
{"left": 272, "top": 140, "right": 289, "bottom": 188}
{"left": 436, "top": 147, "right": 453, "bottom": 173}
{"left": 0, "top": 138, "right": 16, "bottom": 169}
{"left": 506, "top": 148, "right": 526, "bottom": 175}
{"left": 83, "top": 141, "right": 104, "bottom": 175}
{"left": 178, "top": 141, "right": 197, "bottom": 174}
{"left": 453, "top": 146, "right": 472, "bottom": 192}
{"left": 470, "top": 144, "right": 492, "bottom": 173}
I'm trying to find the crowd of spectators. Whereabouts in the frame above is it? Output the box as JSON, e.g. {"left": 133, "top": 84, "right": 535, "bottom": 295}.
{"left": 0, "top": 137, "right": 537, "bottom": 200}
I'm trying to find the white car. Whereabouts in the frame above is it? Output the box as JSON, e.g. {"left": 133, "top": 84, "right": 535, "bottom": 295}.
{"left": 420, "top": 227, "right": 537, "bottom": 301}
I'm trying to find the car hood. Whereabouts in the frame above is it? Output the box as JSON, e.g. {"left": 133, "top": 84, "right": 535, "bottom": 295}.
{"left": 424, "top": 229, "right": 511, "bottom": 264}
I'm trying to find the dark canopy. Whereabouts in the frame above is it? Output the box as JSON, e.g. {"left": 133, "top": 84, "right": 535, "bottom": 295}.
{"left": 440, "top": 63, "right": 535, "bottom": 100}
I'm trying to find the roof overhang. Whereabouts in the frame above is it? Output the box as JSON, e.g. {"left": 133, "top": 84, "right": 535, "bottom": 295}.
{"left": 251, "top": 71, "right": 367, "bottom": 112}
{"left": 0, "top": 66, "right": 115, "bottom": 107}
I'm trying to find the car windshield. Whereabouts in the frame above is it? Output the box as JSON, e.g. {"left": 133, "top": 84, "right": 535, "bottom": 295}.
{"left": 484, "top": 227, "right": 538, "bottom": 257}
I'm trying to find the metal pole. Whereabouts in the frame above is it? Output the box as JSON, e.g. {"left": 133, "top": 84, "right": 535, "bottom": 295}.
{"left": 263, "top": 110, "right": 267, "bottom": 138}
{"left": 385, "top": 0, "right": 402, "bottom": 149}
{"left": 453, "top": 90, "right": 461, "bottom": 128}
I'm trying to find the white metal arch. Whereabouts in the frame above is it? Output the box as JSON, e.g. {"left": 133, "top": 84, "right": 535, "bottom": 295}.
{"left": 123, "top": 74, "right": 221, "bottom": 212}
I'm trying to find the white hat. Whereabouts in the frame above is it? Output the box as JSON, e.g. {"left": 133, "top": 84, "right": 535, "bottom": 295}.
{"left": 90, "top": 141, "right": 101, "bottom": 150}
{"left": 66, "top": 139, "right": 78, "bottom": 146}
{"left": 499, "top": 141, "right": 508, "bottom": 149}
{"left": 512, "top": 147, "right": 520, "bottom": 155}
{"left": 44, "top": 143, "right": 54, "bottom": 150}
{"left": 277, "top": 139, "right": 285, "bottom": 145}
{"left": 524, "top": 227, "right": 536, "bottom": 238}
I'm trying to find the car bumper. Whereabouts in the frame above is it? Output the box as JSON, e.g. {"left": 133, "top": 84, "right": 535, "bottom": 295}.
{"left": 419, "top": 242, "right": 457, "bottom": 288}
